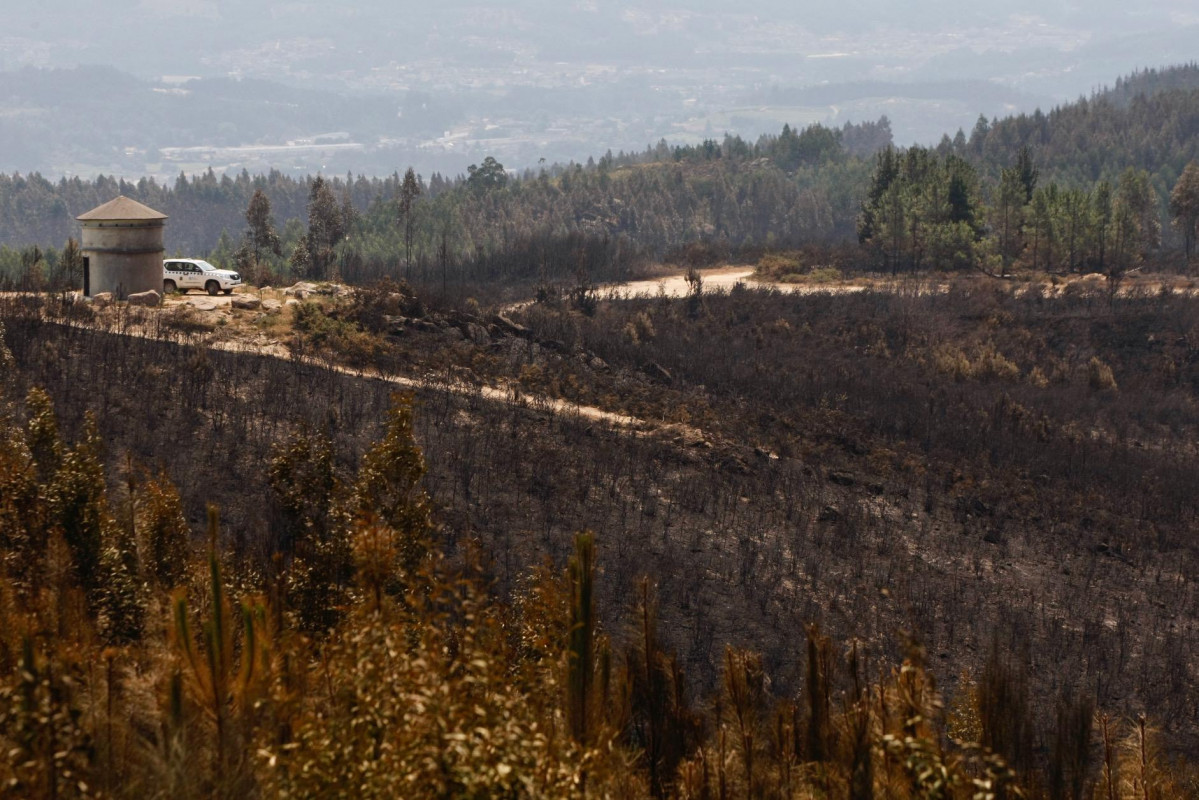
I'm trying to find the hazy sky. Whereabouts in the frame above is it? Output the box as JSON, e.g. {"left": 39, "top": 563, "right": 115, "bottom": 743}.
{"left": 4, "top": 1, "right": 1195, "bottom": 87}
{"left": 2, "top": 2, "right": 1196, "bottom": 176}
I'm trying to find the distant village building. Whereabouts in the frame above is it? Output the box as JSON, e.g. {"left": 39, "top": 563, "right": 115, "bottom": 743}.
{"left": 76, "top": 196, "right": 167, "bottom": 298}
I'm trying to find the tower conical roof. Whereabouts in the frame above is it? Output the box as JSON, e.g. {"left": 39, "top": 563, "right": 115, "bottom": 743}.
{"left": 76, "top": 195, "right": 168, "bottom": 222}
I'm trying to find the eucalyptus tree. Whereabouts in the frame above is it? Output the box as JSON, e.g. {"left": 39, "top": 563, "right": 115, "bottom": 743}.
{"left": 244, "top": 189, "right": 281, "bottom": 283}
{"left": 397, "top": 167, "right": 422, "bottom": 274}
{"left": 1170, "top": 161, "right": 1199, "bottom": 261}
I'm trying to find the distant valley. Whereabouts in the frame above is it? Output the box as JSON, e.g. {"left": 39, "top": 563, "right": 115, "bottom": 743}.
{"left": 2, "top": 2, "right": 1197, "bottom": 178}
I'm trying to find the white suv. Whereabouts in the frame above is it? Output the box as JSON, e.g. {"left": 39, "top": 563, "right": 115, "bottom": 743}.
{"left": 163, "top": 259, "right": 243, "bottom": 296}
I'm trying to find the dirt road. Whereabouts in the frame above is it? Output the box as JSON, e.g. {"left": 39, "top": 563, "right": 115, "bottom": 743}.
{"left": 604, "top": 266, "right": 867, "bottom": 298}
{"left": 18, "top": 290, "right": 710, "bottom": 444}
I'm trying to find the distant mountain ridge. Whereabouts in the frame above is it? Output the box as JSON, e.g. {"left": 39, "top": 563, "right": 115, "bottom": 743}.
{"left": 954, "top": 62, "right": 1199, "bottom": 188}
{"left": 1098, "top": 63, "right": 1199, "bottom": 107}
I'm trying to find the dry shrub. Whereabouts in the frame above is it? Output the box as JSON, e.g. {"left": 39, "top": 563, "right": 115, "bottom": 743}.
{"left": 933, "top": 342, "right": 1021, "bottom": 382}
{"left": 756, "top": 251, "right": 803, "bottom": 281}
{"left": 1089, "top": 356, "right": 1119, "bottom": 392}
{"left": 292, "top": 300, "right": 387, "bottom": 367}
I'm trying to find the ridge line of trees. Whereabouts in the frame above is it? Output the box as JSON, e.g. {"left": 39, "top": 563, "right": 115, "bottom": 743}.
{"left": 2, "top": 64, "right": 1198, "bottom": 290}
{"left": 857, "top": 144, "right": 1187, "bottom": 282}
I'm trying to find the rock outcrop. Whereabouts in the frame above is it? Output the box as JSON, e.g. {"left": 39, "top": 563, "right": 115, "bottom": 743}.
{"left": 127, "top": 290, "right": 161, "bottom": 307}
{"left": 231, "top": 294, "right": 262, "bottom": 310}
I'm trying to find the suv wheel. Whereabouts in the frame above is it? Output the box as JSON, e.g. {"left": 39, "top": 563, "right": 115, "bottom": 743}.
{"left": 163, "top": 279, "right": 177, "bottom": 294}
{"left": 206, "top": 280, "right": 220, "bottom": 296}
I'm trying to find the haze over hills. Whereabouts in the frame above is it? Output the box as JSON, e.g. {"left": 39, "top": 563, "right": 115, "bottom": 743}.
{"left": 2, "top": 2, "right": 1197, "bottom": 179}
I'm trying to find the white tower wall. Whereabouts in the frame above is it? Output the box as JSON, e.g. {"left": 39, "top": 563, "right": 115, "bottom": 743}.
{"left": 75, "top": 196, "right": 168, "bottom": 298}
{"left": 80, "top": 220, "right": 165, "bottom": 298}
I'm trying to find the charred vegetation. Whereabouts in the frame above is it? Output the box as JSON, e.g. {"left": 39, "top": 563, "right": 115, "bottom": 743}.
{"left": 2, "top": 273, "right": 1197, "bottom": 796}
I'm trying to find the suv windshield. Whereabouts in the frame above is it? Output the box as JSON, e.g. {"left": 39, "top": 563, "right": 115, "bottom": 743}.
{"left": 195, "top": 260, "right": 217, "bottom": 272}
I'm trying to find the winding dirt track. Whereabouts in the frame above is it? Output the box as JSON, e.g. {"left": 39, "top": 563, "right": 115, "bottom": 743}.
{"left": 8, "top": 263, "right": 972, "bottom": 454}
{"left": 24, "top": 288, "right": 703, "bottom": 442}
{"left": 504, "top": 266, "right": 870, "bottom": 314}
{"left": 601, "top": 267, "right": 867, "bottom": 298}
{"left": 206, "top": 334, "right": 660, "bottom": 433}
{"left": 200, "top": 265, "right": 878, "bottom": 439}
{"left": 38, "top": 266, "right": 862, "bottom": 442}
{"left": 14, "top": 267, "right": 1169, "bottom": 448}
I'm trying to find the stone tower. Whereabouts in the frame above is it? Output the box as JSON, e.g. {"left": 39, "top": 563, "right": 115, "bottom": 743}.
{"left": 76, "top": 196, "right": 167, "bottom": 298}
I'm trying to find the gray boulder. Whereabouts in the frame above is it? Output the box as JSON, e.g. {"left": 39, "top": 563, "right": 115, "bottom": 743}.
{"left": 231, "top": 294, "right": 262, "bottom": 310}
{"left": 490, "top": 313, "right": 532, "bottom": 338}
{"left": 284, "top": 282, "right": 318, "bottom": 298}
{"left": 464, "top": 322, "right": 491, "bottom": 345}
{"left": 127, "top": 290, "right": 161, "bottom": 307}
